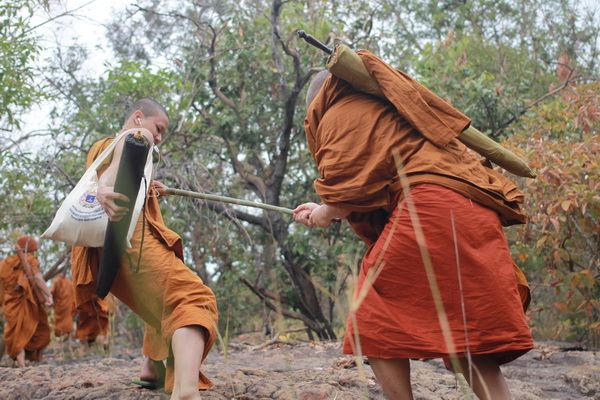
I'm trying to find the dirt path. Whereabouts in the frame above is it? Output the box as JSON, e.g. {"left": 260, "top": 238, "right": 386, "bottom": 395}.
{"left": 0, "top": 341, "right": 597, "bottom": 399}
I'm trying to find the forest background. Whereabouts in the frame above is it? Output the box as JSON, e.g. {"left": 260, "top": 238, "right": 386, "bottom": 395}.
{"left": 1, "top": 0, "right": 598, "bottom": 349}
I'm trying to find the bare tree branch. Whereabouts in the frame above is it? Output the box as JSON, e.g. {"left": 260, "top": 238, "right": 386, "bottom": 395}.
{"left": 203, "top": 199, "right": 269, "bottom": 230}
{"left": 23, "top": 0, "right": 97, "bottom": 35}
{"left": 223, "top": 137, "right": 268, "bottom": 199}
{"left": 240, "top": 276, "right": 323, "bottom": 333}
{"left": 43, "top": 248, "right": 70, "bottom": 281}
{"left": 271, "top": 0, "right": 291, "bottom": 98}
{"left": 207, "top": 24, "right": 241, "bottom": 117}
{"left": 48, "top": 159, "right": 77, "bottom": 188}
{"left": 495, "top": 65, "right": 578, "bottom": 134}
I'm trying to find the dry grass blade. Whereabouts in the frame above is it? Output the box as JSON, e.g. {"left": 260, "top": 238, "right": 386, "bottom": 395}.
{"left": 451, "top": 210, "right": 474, "bottom": 385}
{"left": 392, "top": 151, "right": 474, "bottom": 397}
{"left": 344, "top": 192, "right": 404, "bottom": 398}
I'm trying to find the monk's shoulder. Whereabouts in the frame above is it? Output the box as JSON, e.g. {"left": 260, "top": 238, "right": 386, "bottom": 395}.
{"left": 325, "top": 94, "right": 390, "bottom": 123}
{"left": 319, "top": 95, "right": 393, "bottom": 143}
{"left": 0, "top": 255, "right": 19, "bottom": 275}
{"left": 27, "top": 254, "right": 40, "bottom": 271}
{"left": 86, "top": 136, "right": 116, "bottom": 168}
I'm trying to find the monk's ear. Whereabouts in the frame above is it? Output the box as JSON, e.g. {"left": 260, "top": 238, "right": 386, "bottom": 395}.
{"left": 133, "top": 110, "right": 144, "bottom": 126}
{"left": 306, "top": 70, "right": 331, "bottom": 108}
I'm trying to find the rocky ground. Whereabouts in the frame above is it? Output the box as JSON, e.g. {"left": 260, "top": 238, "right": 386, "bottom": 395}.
{"left": 0, "top": 339, "right": 598, "bottom": 399}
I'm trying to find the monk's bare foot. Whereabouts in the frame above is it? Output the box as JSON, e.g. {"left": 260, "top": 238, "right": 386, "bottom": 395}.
{"left": 16, "top": 350, "right": 25, "bottom": 368}
{"left": 140, "top": 357, "right": 165, "bottom": 382}
{"left": 140, "top": 357, "right": 155, "bottom": 381}
{"left": 78, "top": 339, "right": 89, "bottom": 356}
{"left": 95, "top": 334, "right": 109, "bottom": 352}
{"left": 170, "top": 388, "right": 201, "bottom": 400}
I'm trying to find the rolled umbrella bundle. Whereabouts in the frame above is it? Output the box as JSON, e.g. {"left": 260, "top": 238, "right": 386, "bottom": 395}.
{"left": 298, "top": 30, "right": 535, "bottom": 179}
{"left": 325, "top": 44, "right": 535, "bottom": 178}
{"left": 97, "top": 132, "right": 151, "bottom": 298}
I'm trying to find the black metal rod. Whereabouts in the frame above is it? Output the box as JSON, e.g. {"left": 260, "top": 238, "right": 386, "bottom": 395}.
{"left": 297, "top": 30, "right": 333, "bottom": 55}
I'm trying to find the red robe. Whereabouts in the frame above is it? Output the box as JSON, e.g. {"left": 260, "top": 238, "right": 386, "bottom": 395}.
{"left": 305, "top": 51, "right": 533, "bottom": 363}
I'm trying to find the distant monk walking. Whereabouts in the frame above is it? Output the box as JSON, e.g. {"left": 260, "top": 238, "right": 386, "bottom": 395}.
{"left": 0, "top": 236, "right": 52, "bottom": 367}
{"left": 294, "top": 54, "right": 533, "bottom": 400}
{"left": 51, "top": 273, "right": 76, "bottom": 339}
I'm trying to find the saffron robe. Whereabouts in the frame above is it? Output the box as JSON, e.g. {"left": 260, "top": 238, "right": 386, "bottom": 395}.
{"left": 51, "top": 275, "right": 76, "bottom": 337}
{"left": 75, "top": 296, "right": 110, "bottom": 342}
{"left": 0, "top": 254, "right": 50, "bottom": 360}
{"left": 71, "top": 137, "right": 218, "bottom": 391}
{"left": 305, "top": 51, "right": 533, "bottom": 362}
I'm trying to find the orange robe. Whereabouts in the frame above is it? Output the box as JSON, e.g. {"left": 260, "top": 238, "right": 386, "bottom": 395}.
{"left": 51, "top": 275, "right": 76, "bottom": 337}
{"left": 71, "top": 253, "right": 110, "bottom": 343}
{"left": 305, "top": 51, "right": 533, "bottom": 363}
{"left": 0, "top": 254, "right": 50, "bottom": 360}
{"left": 71, "top": 137, "right": 218, "bottom": 391}
{"left": 75, "top": 297, "right": 110, "bottom": 342}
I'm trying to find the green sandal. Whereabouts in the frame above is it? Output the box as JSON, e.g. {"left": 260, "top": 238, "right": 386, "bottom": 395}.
{"left": 131, "top": 379, "right": 164, "bottom": 390}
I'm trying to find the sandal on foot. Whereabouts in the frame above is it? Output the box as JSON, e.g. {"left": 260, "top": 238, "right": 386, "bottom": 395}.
{"left": 131, "top": 379, "right": 164, "bottom": 390}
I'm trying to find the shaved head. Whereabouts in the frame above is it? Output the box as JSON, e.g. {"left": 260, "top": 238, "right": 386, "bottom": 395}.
{"left": 306, "top": 70, "right": 331, "bottom": 108}
{"left": 124, "top": 98, "right": 168, "bottom": 124}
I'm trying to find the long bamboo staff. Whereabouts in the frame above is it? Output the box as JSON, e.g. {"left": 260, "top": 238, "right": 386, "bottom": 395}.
{"left": 15, "top": 246, "right": 52, "bottom": 307}
{"left": 164, "top": 188, "right": 294, "bottom": 215}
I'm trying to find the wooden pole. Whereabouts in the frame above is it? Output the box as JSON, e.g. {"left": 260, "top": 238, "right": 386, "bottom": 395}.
{"left": 165, "top": 188, "right": 294, "bottom": 215}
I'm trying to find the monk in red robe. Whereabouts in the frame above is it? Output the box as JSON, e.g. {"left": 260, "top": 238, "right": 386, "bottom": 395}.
{"left": 0, "top": 236, "right": 52, "bottom": 367}
{"left": 294, "top": 54, "right": 533, "bottom": 400}
{"left": 51, "top": 273, "right": 76, "bottom": 338}
{"left": 71, "top": 98, "right": 218, "bottom": 399}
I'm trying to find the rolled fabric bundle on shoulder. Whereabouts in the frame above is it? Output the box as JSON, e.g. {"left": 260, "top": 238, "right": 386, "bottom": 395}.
{"left": 97, "top": 132, "right": 151, "bottom": 298}
{"left": 324, "top": 44, "right": 535, "bottom": 178}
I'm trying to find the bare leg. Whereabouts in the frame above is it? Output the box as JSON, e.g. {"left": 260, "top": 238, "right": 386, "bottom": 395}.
{"left": 16, "top": 349, "right": 25, "bottom": 368}
{"left": 95, "top": 334, "right": 109, "bottom": 353}
{"left": 458, "top": 356, "right": 512, "bottom": 400}
{"left": 67, "top": 333, "right": 74, "bottom": 359}
{"left": 368, "top": 358, "right": 413, "bottom": 400}
{"left": 170, "top": 325, "right": 206, "bottom": 400}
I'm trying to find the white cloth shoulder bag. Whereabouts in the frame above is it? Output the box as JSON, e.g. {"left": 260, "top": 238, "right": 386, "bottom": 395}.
{"left": 42, "top": 128, "right": 154, "bottom": 247}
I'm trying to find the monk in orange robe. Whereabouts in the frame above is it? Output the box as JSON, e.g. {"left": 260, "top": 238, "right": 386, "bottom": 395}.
{"left": 71, "top": 98, "right": 218, "bottom": 399}
{"left": 0, "top": 236, "right": 52, "bottom": 367}
{"left": 294, "top": 54, "right": 533, "bottom": 400}
{"left": 0, "top": 259, "right": 5, "bottom": 360}
{"left": 75, "top": 297, "right": 110, "bottom": 344}
{"left": 51, "top": 273, "right": 76, "bottom": 338}
{"left": 71, "top": 266, "right": 110, "bottom": 346}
